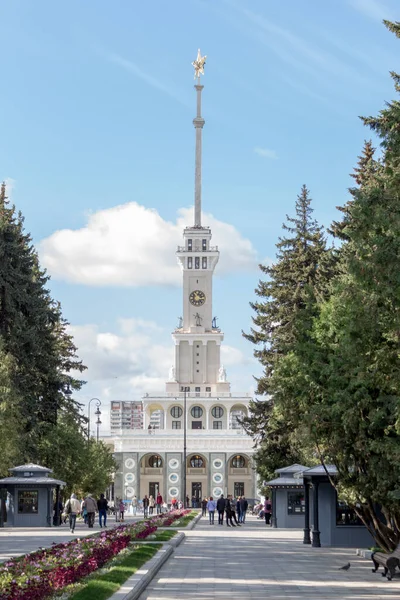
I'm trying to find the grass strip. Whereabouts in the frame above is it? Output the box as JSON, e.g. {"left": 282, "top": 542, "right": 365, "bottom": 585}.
{"left": 150, "top": 530, "right": 177, "bottom": 542}
{"left": 69, "top": 544, "right": 161, "bottom": 600}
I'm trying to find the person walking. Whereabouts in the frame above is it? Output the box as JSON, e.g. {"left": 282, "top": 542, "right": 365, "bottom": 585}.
{"left": 171, "top": 497, "right": 177, "bottom": 510}
{"left": 132, "top": 495, "right": 138, "bottom": 516}
{"left": 201, "top": 497, "right": 207, "bottom": 517}
{"left": 82, "top": 494, "right": 97, "bottom": 528}
{"left": 97, "top": 493, "right": 108, "bottom": 528}
{"left": 156, "top": 492, "right": 163, "bottom": 514}
{"left": 226, "top": 495, "right": 240, "bottom": 527}
{"left": 207, "top": 496, "right": 216, "bottom": 524}
{"left": 64, "top": 493, "right": 81, "bottom": 534}
{"left": 236, "top": 496, "right": 242, "bottom": 523}
{"left": 185, "top": 494, "right": 190, "bottom": 508}
{"left": 225, "top": 495, "right": 235, "bottom": 527}
{"left": 119, "top": 499, "right": 125, "bottom": 522}
{"left": 143, "top": 494, "right": 149, "bottom": 518}
{"left": 216, "top": 494, "right": 226, "bottom": 525}
{"left": 149, "top": 494, "right": 155, "bottom": 515}
{"left": 240, "top": 496, "right": 248, "bottom": 524}
{"left": 264, "top": 496, "right": 272, "bottom": 525}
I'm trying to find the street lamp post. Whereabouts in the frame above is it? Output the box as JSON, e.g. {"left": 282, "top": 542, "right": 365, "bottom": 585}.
{"left": 88, "top": 398, "right": 101, "bottom": 440}
{"left": 95, "top": 406, "right": 102, "bottom": 442}
{"left": 182, "top": 387, "right": 190, "bottom": 508}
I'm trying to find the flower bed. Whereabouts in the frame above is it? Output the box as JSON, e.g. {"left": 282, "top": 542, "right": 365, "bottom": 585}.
{"left": 0, "top": 522, "right": 157, "bottom": 600}
{"left": 146, "top": 509, "right": 190, "bottom": 528}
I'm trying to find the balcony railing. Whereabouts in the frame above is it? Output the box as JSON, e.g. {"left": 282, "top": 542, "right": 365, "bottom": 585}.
{"left": 177, "top": 246, "right": 218, "bottom": 252}
{"left": 144, "top": 392, "right": 251, "bottom": 399}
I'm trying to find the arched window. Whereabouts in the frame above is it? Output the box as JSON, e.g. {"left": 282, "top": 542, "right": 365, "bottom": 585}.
{"left": 190, "top": 455, "right": 204, "bottom": 468}
{"left": 230, "top": 409, "right": 244, "bottom": 429}
{"left": 149, "top": 455, "right": 163, "bottom": 468}
{"left": 231, "top": 455, "right": 245, "bottom": 468}
{"left": 191, "top": 406, "right": 203, "bottom": 418}
{"left": 211, "top": 406, "right": 224, "bottom": 418}
{"left": 170, "top": 406, "right": 183, "bottom": 418}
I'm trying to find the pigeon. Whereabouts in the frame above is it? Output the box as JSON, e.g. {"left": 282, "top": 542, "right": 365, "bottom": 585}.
{"left": 339, "top": 562, "right": 351, "bottom": 570}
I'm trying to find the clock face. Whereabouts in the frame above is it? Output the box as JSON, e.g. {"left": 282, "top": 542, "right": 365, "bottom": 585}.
{"left": 189, "top": 290, "right": 206, "bottom": 306}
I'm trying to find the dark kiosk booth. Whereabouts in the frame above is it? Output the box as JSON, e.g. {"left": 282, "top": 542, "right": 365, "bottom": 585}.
{"left": 266, "top": 464, "right": 309, "bottom": 529}
{"left": 302, "top": 464, "right": 375, "bottom": 548}
{"left": 0, "top": 463, "right": 65, "bottom": 528}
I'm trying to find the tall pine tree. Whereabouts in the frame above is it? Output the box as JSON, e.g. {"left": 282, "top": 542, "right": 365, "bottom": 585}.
{"left": 281, "top": 20, "right": 400, "bottom": 551}
{"left": 243, "top": 185, "right": 332, "bottom": 478}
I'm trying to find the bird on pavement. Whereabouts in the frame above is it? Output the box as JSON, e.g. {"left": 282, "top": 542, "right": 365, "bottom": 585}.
{"left": 338, "top": 562, "right": 351, "bottom": 570}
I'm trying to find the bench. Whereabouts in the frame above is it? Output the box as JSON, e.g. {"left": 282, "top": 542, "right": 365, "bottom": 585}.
{"left": 372, "top": 543, "right": 400, "bottom": 580}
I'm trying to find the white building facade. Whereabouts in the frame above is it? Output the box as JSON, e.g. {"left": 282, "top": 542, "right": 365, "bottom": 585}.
{"left": 107, "top": 52, "right": 257, "bottom": 505}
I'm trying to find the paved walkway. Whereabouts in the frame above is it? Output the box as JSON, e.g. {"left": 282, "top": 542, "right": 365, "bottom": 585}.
{"left": 139, "top": 515, "right": 400, "bottom": 600}
{"left": 0, "top": 514, "right": 142, "bottom": 563}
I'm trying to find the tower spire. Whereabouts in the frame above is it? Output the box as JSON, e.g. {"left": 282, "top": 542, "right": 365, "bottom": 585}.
{"left": 192, "top": 49, "right": 206, "bottom": 228}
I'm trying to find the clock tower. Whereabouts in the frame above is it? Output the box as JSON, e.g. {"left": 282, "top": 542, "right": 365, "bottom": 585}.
{"left": 166, "top": 50, "right": 230, "bottom": 396}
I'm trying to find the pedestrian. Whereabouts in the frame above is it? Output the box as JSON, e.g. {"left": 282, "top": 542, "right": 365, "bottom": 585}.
{"left": 53, "top": 498, "right": 63, "bottom": 526}
{"left": 207, "top": 496, "right": 216, "bottom": 524}
{"left": 149, "top": 494, "right": 155, "bottom": 515}
{"left": 191, "top": 495, "right": 196, "bottom": 508}
{"left": 201, "top": 497, "right": 207, "bottom": 517}
{"left": 185, "top": 494, "right": 190, "bottom": 508}
{"left": 156, "top": 492, "right": 163, "bottom": 514}
{"left": 178, "top": 500, "right": 183, "bottom": 509}
{"left": 82, "top": 494, "right": 97, "bottom": 528}
{"left": 171, "top": 497, "right": 177, "bottom": 511}
{"left": 97, "top": 493, "right": 108, "bottom": 528}
{"left": 64, "top": 493, "right": 81, "bottom": 534}
{"left": 119, "top": 499, "right": 125, "bottom": 522}
{"left": 216, "top": 494, "right": 226, "bottom": 525}
{"left": 240, "top": 496, "right": 248, "bottom": 524}
{"left": 143, "top": 494, "right": 149, "bottom": 518}
{"left": 226, "top": 495, "right": 240, "bottom": 527}
{"left": 236, "top": 496, "right": 242, "bottom": 523}
{"left": 264, "top": 496, "right": 272, "bottom": 525}
{"left": 132, "top": 495, "right": 138, "bottom": 516}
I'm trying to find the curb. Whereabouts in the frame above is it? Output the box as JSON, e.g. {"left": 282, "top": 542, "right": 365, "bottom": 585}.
{"left": 168, "top": 531, "right": 185, "bottom": 548}
{"left": 108, "top": 544, "right": 174, "bottom": 600}
{"left": 187, "top": 512, "right": 202, "bottom": 530}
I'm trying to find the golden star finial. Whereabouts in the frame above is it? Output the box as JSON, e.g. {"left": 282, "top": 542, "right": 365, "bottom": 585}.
{"left": 192, "top": 49, "right": 206, "bottom": 79}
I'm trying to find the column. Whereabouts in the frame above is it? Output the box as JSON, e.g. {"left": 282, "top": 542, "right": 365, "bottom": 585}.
{"left": 303, "top": 481, "right": 311, "bottom": 544}
{"left": 189, "top": 341, "right": 194, "bottom": 382}
{"left": 205, "top": 407, "right": 209, "bottom": 430}
{"left": 271, "top": 488, "right": 277, "bottom": 528}
{"left": 202, "top": 341, "right": 207, "bottom": 384}
{"left": 175, "top": 342, "right": 180, "bottom": 381}
{"left": 312, "top": 481, "right": 321, "bottom": 547}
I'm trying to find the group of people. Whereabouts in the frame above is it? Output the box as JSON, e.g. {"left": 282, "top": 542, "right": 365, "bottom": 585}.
{"left": 62, "top": 493, "right": 110, "bottom": 533}
{"left": 200, "top": 494, "right": 248, "bottom": 526}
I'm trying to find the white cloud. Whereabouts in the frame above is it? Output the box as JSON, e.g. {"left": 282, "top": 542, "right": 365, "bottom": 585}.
{"left": 39, "top": 203, "right": 258, "bottom": 287}
{"left": 3, "top": 177, "right": 16, "bottom": 200}
{"left": 69, "top": 318, "right": 253, "bottom": 434}
{"left": 254, "top": 147, "right": 278, "bottom": 160}
{"left": 104, "top": 52, "right": 188, "bottom": 107}
{"left": 349, "top": 0, "right": 394, "bottom": 21}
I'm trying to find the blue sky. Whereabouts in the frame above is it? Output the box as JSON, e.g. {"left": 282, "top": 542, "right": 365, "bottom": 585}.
{"left": 0, "top": 0, "right": 398, "bottom": 433}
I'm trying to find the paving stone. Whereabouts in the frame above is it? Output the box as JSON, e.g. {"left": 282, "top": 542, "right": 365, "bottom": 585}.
{"left": 138, "top": 515, "right": 400, "bottom": 600}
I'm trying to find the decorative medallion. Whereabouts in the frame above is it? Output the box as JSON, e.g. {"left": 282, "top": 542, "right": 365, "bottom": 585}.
{"left": 124, "top": 458, "right": 135, "bottom": 469}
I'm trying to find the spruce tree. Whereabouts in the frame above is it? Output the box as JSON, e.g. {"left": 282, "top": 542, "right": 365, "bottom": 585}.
{"left": 0, "top": 182, "right": 86, "bottom": 461}
{"left": 243, "top": 185, "right": 331, "bottom": 477}
{"left": 282, "top": 20, "right": 400, "bottom": 550}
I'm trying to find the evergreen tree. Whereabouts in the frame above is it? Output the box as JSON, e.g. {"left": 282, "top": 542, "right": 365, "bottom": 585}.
{"left": 280, "top": 20, "right": 400, "bottom": 551}
{"left": 329, "top": 141, "right": 383, "bottom": 240}
{"left": 243, "top": 185, "right": 331, "bottom": 477}
{"left": 0, "top": 182, "right": 86, "bottom": 460}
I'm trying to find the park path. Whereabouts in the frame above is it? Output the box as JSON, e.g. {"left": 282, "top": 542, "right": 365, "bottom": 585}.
{"left": 139, "top": 515, "right": 400, "bottom": 600}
